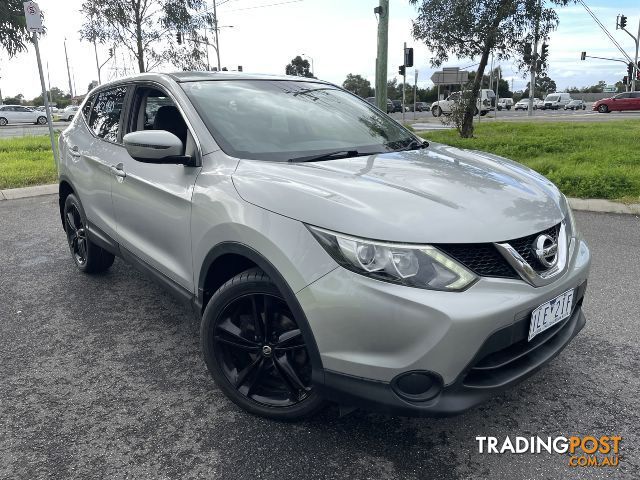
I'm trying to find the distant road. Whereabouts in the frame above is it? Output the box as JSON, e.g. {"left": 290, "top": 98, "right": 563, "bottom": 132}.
{"left": 0, "top": 122, "right": 69, "bottom": 139}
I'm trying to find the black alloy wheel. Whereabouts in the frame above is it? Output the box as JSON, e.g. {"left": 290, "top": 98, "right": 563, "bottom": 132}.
{"left": 37, "top": 116, "right": 47, "bottom": 125}
{"left": 65, "top": 202, "right": 88, "bottom": 266}
{"left": 598, "top": 104, "right": 609, "bottom": 113}
{"left": 63, "top": 193, "right": 115, "bottom": 273}
{"left": 201, "top": 269, "right": 325, "bottom": 419}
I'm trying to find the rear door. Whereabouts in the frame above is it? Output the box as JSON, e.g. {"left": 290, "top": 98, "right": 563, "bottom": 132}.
{"left": 630, "top": 92, "right": 640, "bottom": 110}
{"left": 110, "top": 84, "right": 202, "bottom": 291}
{"left": 65, "top": 86, "right": 129, "bottom": 241}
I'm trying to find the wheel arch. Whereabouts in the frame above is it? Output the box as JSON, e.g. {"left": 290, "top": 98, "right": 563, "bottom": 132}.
{"left": 58, "top": 176, "right": 77, "bottom": 230}
{"left": 198, "top": 241, "right": 325, "bottom": 377}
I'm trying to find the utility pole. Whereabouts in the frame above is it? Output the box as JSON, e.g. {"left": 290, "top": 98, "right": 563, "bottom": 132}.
{"left": 402, "top": 41, "right": 407, "bottom": 123}
{"left": 374, "top": 0, "right": 389, "bottom": 112}
{"left": 413, "top": 69, "right": 418, "bottom": 120}
{"left": 212, "top": 0, "right": 221, "bottom": 71}
{"left": 64, "top": 38, "right": 74, "bottom": 97}
{"left": 93, "top": 41, "right": 101, "bottom": 84}
{"left": 528, "top": 0, "right": 541, "bottom": 116}
{"left": 618, "top": 15, "right": 640, "bottom": 91}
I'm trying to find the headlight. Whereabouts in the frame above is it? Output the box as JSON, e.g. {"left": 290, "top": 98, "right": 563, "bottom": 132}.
{"left": 307, "top": 226, "right": 477, "bottom": 291}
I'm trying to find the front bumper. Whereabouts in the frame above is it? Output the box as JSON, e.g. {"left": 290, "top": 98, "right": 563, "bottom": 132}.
{"left": 297, "top": 238, "right": 590, "bottom": 415}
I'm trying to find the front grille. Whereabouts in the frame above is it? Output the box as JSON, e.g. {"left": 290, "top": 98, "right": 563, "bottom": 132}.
{"left": 436, "top": 223, "right": 561, "bottom": 280}
{"left": 508, "top": 224, "right": 560, "bottom": 273}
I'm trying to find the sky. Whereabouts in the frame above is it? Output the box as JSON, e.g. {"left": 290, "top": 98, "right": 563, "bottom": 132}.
{"left": 1, "top": 0, "right": 639, "bottom": 101}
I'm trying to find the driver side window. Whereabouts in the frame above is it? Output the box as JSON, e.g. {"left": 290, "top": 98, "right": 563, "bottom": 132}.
{"left": 128, "top": 87, "right": 195, "bottom": 157}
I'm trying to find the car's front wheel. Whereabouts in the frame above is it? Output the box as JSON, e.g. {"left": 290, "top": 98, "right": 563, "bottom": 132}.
{"left": 598, "top": 104, "right": 609, "bottom": 113}
{"left": 201, "top": 268, "right": 326, "bottom": 420}
{"left": 432, "top": 106, "right": 442, "bottom": 117}
{"left": 63, "top": 193, "right": 115, "bottom": 273}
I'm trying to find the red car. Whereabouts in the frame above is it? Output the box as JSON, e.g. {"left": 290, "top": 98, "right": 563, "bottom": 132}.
{"left": 593, "top": 92, "right": 640, "bottom": 113}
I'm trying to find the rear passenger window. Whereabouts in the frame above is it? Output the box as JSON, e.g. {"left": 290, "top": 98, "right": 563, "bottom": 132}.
{"left": 89, "top": 86, "right": 128, "bottom": 142}
{"left": 82, "top": 94, "right": 96, "bottom": 122}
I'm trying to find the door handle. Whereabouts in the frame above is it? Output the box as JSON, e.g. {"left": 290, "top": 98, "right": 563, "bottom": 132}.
{"left": 110, "top": 163, "right": 127, "bottom": 178}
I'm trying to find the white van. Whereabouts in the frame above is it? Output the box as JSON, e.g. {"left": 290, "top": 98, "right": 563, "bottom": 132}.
{"left": 431, "top": 89, "right": 496, "bottom": 116}
{"left": 542, "top": 93, "right": 572, "bottom": 110}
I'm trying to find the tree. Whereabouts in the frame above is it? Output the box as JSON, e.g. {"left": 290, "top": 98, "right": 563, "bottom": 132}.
{"left": 80, "top": 0, "right": 213, "bottom": 73}
{"left": 285, "top": 56, "right": 314, "bottom": 78}
{"left": 2, "top": 94, "right": 24, "bottom": 105}
{"left": 30, "top": 87, "right": 72, "bottom": 107}
{"left": 523, "top": 74, "right": 556, "bottom": 98}
{"left": 342, "top": 74, "right": 373, "bottom": 98}
{"left": 410, "top": 0, "right": 569, "bottom": 137}
{"left": 0, "top": 0, "right": 36, "bottom": 57}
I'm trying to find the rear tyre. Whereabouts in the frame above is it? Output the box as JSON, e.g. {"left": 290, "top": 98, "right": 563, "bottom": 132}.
{"left": 432, "top": 106, "right": 442, "bottom": 117}
{"left": 201, "top": 268, "right": 326, "bottom": 420}
{"left": 0, "top": 117, "right": 7, "bottom": 126}
{"left": 36, "top": 116, "right": 47, "bottom": 125}
{"left": 63, "top": 194, "right": 115, "bottom": 274}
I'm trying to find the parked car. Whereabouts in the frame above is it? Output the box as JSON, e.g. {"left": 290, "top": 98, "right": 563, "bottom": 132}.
{"left": 365, "top": 96, "right": 394, "bottom": 113}
{"left": 414, "top": 101, "right": 430, "bottom": 112}
{"left": 541, "top": 93, "right": 572, "bottom": 110}
{"left": 564, "top": 100, "right": 586, "bottom": 111}
{"left": 514, "top": 99, "right": 531, "bottom": 111}
{"left": 431, "top": 89, "right": 496, "bottom": 116}
{"left": 497, "top": 98, "right": 514, "bottom": 110}
{"left": 57, "top": 72, "right": 590, "bottom": 420}
{"left": 0, "top": 105, "right": 48, "bottom": 126}
{"left": 593, "top": 92, "right": 640, "bottom": 113}
{"left": 391, "top": 100, "right": 408, "bottom": 113}
{"left": 57, "top": 105, "right": 79, "bottom": 121}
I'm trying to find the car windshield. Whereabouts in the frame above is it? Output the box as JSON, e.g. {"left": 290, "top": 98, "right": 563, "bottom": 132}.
{"left": 181, "top": 79, "right": 416, "bottom": 161}
{"left": 545, "top": 95, "right": 559, "bottom": 102}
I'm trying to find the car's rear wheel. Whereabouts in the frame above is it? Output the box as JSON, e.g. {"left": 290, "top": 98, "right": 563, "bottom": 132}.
{"left": 201, "top": 268, "right": 326, "bottom": 420}
{"left": 598, "top": 104, "right": 609, "bottom": 113}
{"left": 36, "top": 116, "right": 47, "bottom": 125}
{"left": 67, "top": 115, "right": 74, "bottom": 121}
{"left": 0, "top": 117, "right": 7, "bottom": 126}
{"left": 432, "top": 106, "right": 442, "bottom": 117}
{"left": 63, "top": 194, "right": 115, "bottom": 273}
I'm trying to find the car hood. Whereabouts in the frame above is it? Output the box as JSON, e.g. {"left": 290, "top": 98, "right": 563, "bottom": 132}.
{"left": 231, "top": 144, "right": 565, "bottom": 243}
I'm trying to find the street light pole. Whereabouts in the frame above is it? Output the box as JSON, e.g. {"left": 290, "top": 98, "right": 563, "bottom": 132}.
{"left": 374, "top": 0, "right": 389, "bottom": 112}
{"left": 64, "top": 38, "right": 74, "bottom": 97}
{"left": 212, "top": 0, "right": 221, "bottom": 70}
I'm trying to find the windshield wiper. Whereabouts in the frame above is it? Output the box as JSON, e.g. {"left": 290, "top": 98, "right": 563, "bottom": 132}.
{"left": 288, "top": 150, "right": 364, "bottom": 163}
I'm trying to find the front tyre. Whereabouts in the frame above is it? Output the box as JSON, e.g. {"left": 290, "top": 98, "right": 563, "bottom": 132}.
{"left": 201, "top": 268, "right": 326, "bottom": 420}
{"left": 63, "top": 194, "right": 115, "bottom": 273}
{"left": 432, "top": 106, "right": 442, "bottom": 117}
{"left": 598, "top": 104, "right": 609, "bottom": 113}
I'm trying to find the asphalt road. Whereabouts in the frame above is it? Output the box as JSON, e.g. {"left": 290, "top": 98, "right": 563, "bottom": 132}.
{"left": 392, "top": 108, "right": 640, "bottom": 128}
{"left": 0, "top": 122, "right": 69, "bottom": 139}
{"left": 1, "top": 195, "right": 638, "bottom": 480}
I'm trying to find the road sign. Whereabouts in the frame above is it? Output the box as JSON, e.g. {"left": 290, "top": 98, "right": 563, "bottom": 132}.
{"left": 430, "top": 68, "right": 469, "bottom": 85}
{"left": 603, "top": 85, "right": 617, "bottom": 92}
{"left": 23, "top": 1, "right": 43, "bottom": 32}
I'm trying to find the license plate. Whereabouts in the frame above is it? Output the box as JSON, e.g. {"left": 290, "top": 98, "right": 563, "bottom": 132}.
{"left": 528, "top": 289, "right": 575, "bottom": 341}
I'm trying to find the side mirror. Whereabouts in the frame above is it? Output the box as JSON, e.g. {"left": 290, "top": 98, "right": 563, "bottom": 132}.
{"left": 123, "top": 130, "right": 197, "bottom": 166}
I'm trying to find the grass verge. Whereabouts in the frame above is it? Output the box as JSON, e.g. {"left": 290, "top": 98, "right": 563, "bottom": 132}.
{"left": 0, "top": 135, "right": 58, "bottom": 190}
{"left": 419, "top": 120, "right": 640, "bottom": 200}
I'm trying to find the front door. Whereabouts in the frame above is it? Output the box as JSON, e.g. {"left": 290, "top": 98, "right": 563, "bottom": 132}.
{"left": 111, "top": 85, "right": 201, "bottom": 292}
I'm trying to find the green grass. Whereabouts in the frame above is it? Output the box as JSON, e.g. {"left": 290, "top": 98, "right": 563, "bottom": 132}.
{"left": 419, "top": 120, "right": 640, "bottom": 201}
{"left": 0, "top": 136, "right": 58, "bottom": 189}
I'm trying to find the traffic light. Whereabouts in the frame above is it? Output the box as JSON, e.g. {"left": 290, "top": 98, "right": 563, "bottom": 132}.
{"left": 176, "top": 32, "right": 182, "bottom": 45}
{"left": 580, "top": 51, "right": 586, "bottom": 61}
{"left": 619, "top": 15, "right": 628, "bottom": 29}
{"left": 628, "top": 62, "right": 634, "bottom": 78}
{"left": 540, "top": 43, "right": 549, "bottom": 62}
{"left": 404, "top": 47, "right": 414, "bottom": 68}
{"left": 108, "top": 47, "right": 114, "bottom": 57}
{"left": 238, "top": 65, "right": 243, "bottom": 72}
{"left": 623, "top": 76, "right": 628, "bottom": 86}
{"left": 398, "top": 65, "right": 406, "bottom": 76}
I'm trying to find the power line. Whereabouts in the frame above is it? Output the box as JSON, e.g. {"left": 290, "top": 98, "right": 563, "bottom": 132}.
{"left": 223, "top": 0, "right": 304, "bottom": 13}
{"left": 577, "top": 0, "right": 633, "bottom": 63}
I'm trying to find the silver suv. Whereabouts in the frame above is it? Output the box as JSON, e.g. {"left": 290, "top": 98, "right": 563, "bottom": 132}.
{"left": 57, "top": 72, "right": 590, "bottom": 420}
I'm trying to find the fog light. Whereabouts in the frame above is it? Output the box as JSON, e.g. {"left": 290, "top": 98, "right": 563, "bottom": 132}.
{"left": 391, "top": 371, "right": 442, "bottom": 402}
